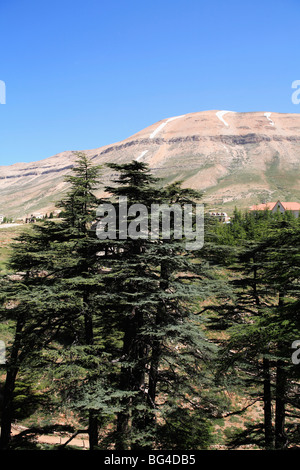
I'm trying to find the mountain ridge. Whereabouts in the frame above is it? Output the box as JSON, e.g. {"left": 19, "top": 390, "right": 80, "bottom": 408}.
{"left": 1, "top": 110, "right": 300, "bottom": 218}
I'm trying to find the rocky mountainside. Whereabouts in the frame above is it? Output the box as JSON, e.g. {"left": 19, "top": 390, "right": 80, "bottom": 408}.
{"left": 1, "top": 110, "right": 300, "bottom": 218}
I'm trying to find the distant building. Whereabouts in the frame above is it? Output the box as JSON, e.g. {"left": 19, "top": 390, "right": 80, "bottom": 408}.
{"left": 25, "top": 213, "right": 46, "bottom": 223}
{"left": 209, "top": 211, "right": 231, "bottom": 224}
{"left": 25, "top": 215, "right": 36, "bottom": 224}
{"left": 0, "top": 215, "right": 4, "bottom": 223}
{"left": 250, "top": 200, "right": 300, "bottom": 218}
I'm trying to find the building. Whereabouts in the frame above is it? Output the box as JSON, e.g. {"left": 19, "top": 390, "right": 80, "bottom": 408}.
{"left": 250, "top": 200, "right": 300, "bottom": 218}
{"left": 0, "top": 215, "right": 4, "bottom": 223}
{"left": 208, "top": 211, "right": 231, "bottom": 224}
{"left": 25, "top": 213, "right": 46, "bottom": 223}
{"left": 25, "top": 215, "right": 36, "bottom": 224}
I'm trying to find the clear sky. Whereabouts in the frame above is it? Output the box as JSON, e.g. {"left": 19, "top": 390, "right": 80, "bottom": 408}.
{"left": 0, "top": 0, "right": 300, "bottom": 166}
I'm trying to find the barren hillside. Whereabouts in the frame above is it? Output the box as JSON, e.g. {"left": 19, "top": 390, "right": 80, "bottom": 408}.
{"left": 1, "top": 110, "right": 300, "bottom": 218}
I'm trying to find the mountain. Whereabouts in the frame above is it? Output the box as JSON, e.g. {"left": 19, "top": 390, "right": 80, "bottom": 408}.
{"left": 1, "top": 110, "right": 300, "bottom": 219}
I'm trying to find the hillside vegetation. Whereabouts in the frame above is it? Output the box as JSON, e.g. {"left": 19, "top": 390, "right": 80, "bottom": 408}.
{"left": 0, "top": 155, "right": 299, "bottom": 451}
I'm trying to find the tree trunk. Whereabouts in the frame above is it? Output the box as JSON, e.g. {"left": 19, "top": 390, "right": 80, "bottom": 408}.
{"left": 275, "top": 358, "right": 287, "bottom": 449}
{"left": 131, "top": 309, "right": 147, "bottom": 450}
{"left": 253, "top": 262, "right": 274, "bottom": 449}
{"left": 0, "top": 316, "right": 24, "bottom": 450}
{"left": 147, "top": 260, "right": 169, "bottom": 426}
{"left": 0, "top": 367, "right": 18, "bottom": 450}
{"left": 116, "top": 314, "right": 135, "bottom": 450}
{"left": 116, "top": 391, "right": 130, "bottom": 450}
{"left": 88, "top": 412, "right": 98, "bottom": 451}
{"left": 263, "top": 357, "right": 273, "bottom": 449}
{"left": 83, "top": 290, "right": 99, "bottom": 451}
{"left": 274, "top": 293, "right": 287, "bottom": 450}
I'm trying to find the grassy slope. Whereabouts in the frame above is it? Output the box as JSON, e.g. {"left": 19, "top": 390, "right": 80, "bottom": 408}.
{"left": 0, "top": 225, "right": 30, "bottom": 273}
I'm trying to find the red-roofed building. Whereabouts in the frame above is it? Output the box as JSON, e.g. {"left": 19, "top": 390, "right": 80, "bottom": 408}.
{"left": 250, "top": 200, "right": 300, "bottom": 218}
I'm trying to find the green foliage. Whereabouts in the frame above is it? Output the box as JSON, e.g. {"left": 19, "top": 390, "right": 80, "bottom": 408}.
{"left": 156, "top": 405, "right": 213, "bottom": 450}
{"left": 206, "top": 207, "right": 300, "bottom": 449}
{"left": 213, "top": 206, "right": 299, "bottom": 246}
{"left": 12, "top": 380, "right": 45, "bottom": 420}
{"left": 1, "top": 154, "right": 299, "bottom": 451}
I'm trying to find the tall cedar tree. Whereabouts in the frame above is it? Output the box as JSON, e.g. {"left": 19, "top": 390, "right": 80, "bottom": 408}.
{"left": 97, "top": 161, "right": 218, "bottom": 450}
{"left": 0, "top": 153, "right": 105, "bottom": 450}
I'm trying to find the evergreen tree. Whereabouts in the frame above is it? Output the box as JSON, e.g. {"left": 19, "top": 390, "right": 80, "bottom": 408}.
{"left": 94, "top": 161, "right": 218, "bottom": 449}
{"left": 0, "top": 153, "right": 105, "bottom": 450}
{"left": 208, "top": 213, "right": 300, "bottom": 449}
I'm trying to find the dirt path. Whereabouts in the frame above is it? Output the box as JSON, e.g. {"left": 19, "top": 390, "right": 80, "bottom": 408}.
{"left": 11, "top": 425, "right": 90, "bottom": 449}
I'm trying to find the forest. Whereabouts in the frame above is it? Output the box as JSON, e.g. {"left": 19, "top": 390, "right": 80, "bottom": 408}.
{"left": 0, "top": 153, "right": 299, "bottom": 451}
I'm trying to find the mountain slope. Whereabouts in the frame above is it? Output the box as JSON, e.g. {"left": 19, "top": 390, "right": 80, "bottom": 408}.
{"left": 1, "top": 110, "right": 300, "bottom": 218}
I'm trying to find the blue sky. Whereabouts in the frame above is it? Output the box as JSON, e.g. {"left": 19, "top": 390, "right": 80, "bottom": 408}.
{"left": 0, "top": 0, "right": 300, "bottom": 165}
